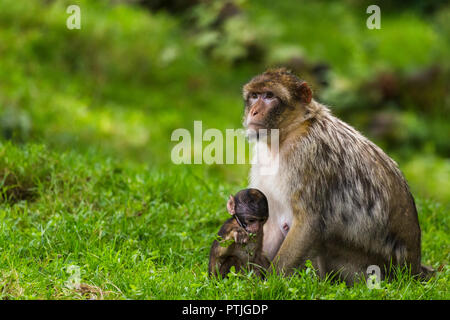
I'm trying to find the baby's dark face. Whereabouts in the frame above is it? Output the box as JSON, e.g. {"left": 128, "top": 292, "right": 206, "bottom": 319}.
{"left": 230, "top": 188, "right": 269, "bottom": 234}
{"left": 235, "top": 210, "right": 268, "bottom": 234}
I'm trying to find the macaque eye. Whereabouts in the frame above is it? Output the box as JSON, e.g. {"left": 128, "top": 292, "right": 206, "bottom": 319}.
{"left": 265, "top": 91, "right": 274, "bottom": 99}
{"left": 247, "top": 219, "right": 256, "bottom": 224}
{"left": 251, "top": 93, "right": 258, "bottom": 99}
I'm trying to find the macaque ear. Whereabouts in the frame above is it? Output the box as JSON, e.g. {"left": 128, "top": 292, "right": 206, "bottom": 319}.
{"left": 298, "top": 82, "right": 312, "bottom": 104}
{"left": 227, "top": 195, "right": 236, "bottom": 215}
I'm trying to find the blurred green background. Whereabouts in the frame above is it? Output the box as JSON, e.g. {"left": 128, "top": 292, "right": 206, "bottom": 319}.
{"left": 1, "top": 0, "right": 448, "bottom": 202}
{"left": 0, "top": 0, "right": 449, "bottom": 299}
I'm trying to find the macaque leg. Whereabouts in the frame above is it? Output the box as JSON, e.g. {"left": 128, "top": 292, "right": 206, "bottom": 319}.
{"left": 273, "top": 218, "right": 317, "bottom": 275}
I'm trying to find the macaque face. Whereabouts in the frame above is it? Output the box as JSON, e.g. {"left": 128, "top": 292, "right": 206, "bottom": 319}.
{"left": 243, "top": 91, "right": 285, "bottom": 133}
{"left": 242, "top": 69, "right": 313, "bottom": 138}
{"left": 227, "top": 189, "right": 269, "bottom": 234}
{"left": 236, "top": 213, "right": 267, "bottom": 234}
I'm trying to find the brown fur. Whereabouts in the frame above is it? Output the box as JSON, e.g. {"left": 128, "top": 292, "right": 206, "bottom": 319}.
{"left": 208, "top": 189, "right": 271, "bottom": 278}
{"left": 244, "top": 68, "right": 434, "bottom": 284}
{"left": 208, "top": 217, "right": 269, "bottom": 278}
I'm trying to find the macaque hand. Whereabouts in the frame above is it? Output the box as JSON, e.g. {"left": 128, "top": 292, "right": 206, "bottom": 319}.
{"left": 233, "top": 229, "right": 249, "bottom": 244}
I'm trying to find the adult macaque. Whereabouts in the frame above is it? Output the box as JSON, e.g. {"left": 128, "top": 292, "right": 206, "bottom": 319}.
{"left": 208, "top": 188, "right": 270, "bottom": 278}
{"left": 243, "top": 68, "right": 433, "bottom": 284}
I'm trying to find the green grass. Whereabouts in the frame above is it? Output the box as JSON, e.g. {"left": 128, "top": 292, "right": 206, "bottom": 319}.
{"left": 0, "top": 0, "right": 448, "bottom": 299}
{"left": 0, "top": 142, "right": 448, "bottom": 299}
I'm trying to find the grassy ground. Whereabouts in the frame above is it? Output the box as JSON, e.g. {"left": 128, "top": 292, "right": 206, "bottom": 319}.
{"left": 0, "top": 0, "right": 448, "bottom": 299}
{"left": 0, "top": 142, "right": 448, "bottom": 299}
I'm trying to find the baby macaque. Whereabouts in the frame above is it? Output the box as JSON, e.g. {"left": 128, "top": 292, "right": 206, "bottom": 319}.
{"left": 208, "top": 188, "right": 271, "bottom": 278}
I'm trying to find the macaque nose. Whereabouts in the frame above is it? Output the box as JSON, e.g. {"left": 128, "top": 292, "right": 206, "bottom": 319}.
{"left": 250, "top": 103, "right": 261, "bottom": 117}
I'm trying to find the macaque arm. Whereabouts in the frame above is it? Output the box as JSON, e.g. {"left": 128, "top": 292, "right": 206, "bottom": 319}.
{"left": 212, "top": 241, "right": 232, "bottom": 257}
{"left": 215, "top": 225, "right": 248, "bottom": 257}
{"left": 209, "top": 239, "right": 235, "bottom": 277}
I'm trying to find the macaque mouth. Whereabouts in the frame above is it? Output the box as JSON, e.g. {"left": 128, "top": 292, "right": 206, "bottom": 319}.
{"left": 248, "top": 121, "right": 264, "bottom": 127}
{"left": 246, "top": 122, "right": 269, "bottom": 141}
{"left": 248, "top": 122, "right": 265, "bottom": 129}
